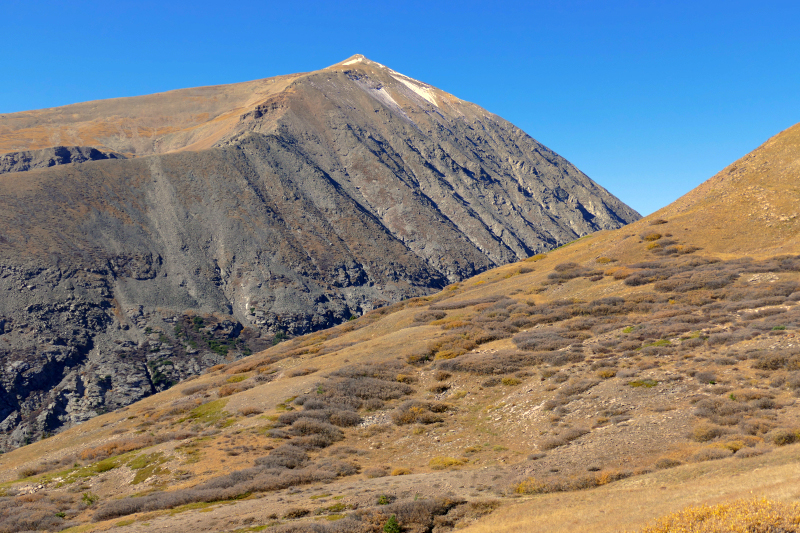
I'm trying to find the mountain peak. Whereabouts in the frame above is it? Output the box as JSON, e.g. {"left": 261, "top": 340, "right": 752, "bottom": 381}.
{"left": 329, "top": 54, "right": 387, "bottom": 69}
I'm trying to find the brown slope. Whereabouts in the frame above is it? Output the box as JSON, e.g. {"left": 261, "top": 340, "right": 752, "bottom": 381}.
{"left": 0, "top": 73, "right": 301, "bottom": 156}
{"left": 648, "top": 121, "right": 800, "bottom": 256}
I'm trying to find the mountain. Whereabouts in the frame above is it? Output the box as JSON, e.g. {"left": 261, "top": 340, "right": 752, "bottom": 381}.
{"left": 0, "top": 55, "right": 639, "bottom": 448}
{"left": 0, "top": 122, "right": 796, "bottom": 532}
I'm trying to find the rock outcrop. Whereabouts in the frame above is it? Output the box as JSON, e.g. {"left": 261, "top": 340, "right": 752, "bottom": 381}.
{"left": 0, "top": 146, "right": 125, "bottom": 174}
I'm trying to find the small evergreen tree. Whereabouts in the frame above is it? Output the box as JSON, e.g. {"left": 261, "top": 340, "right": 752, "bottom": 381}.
{"left": 383, "top": 514, "right": 400, "bottom": 533}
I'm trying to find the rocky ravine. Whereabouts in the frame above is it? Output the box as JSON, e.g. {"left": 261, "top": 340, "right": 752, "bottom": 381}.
{"left": 0, "top": 55, "right": 640, "bottom": 449}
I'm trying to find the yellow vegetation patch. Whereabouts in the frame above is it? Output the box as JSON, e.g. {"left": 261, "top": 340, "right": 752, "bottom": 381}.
{"left": 429, "top": 457, "right": 468, "bottom": 470}
{"left": 638, "top": 498, "right": 800, "bottom": 533}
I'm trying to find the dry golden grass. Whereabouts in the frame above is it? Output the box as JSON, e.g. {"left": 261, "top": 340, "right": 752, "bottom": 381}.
{"left": 0, "top": 73, "right": 302, "bottom": 156}
{"left": 461, "top": 445, "right": 800, "bottom": 533}
{"left": 638, "top": 498, "right": 800, "bottom": 532}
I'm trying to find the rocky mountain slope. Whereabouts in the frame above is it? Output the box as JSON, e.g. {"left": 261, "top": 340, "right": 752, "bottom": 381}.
{"left": 0, "top": 122, "right": 796, "bottom": 533}
{"left": 0, "top": 55, "right": 639, "bottom": 448}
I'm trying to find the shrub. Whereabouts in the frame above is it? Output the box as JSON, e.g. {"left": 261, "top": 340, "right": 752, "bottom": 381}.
{"left": 437, "top": 349, "right": 537, "bottom": 375}
{"left": 0, "top": 494, "right": 74, "bottom": 532}
{"left": 611, "top": 268, "right": 634, "bottom": 280}
{"left": 786, "top": 371, "right": 800, "bottom": 389}
{"left": 512, "top": 329, "right": 574, "bottom": 351}
{"left": 736, "top": 447, "right": 770, "bottom": 459}
{"left": 559, "top": 379, "right": 599, "bottom": 397}
{"left": 654, "top": 458, "right": 682, "bottom": 469}
{"left": 691, "top": 423, "right": 728, "bottom": 442}
{"left": 324, "top": 377, "right": 413, "bottom": 401}
{"left": 429, "top": 456, "right": 467, "bottom": 470}
{"left": 751, "top": 349, "right": 800, "bottom": 371}
{"left": 430, "top": 296, "right": 509, "bottom": 310}
{"left": 181, "top": 382, "right": 214, "bottom": 395}
{"left": 693, "top": 397, "right": 751, "bottom": 425}
{"left": 254, "top": 445, "right": 308, "bottom": 469}
{"left": 329, "top": 361, "right": 409, "bottom": 382}
{"left": 412, "top": 310, "right": 447, "bottom": 323}
{"left": 689, "top": 447, "right": 733, "bottom": 462}
{"left": 287, "top": 367, "right": 318, "bottom": 378}
{"left": 290, "top": 419, "right": 344, "bottom": 440}
{"left": 383, "top": 514, "right": 401, "bottom": 533}
{"left": 363, "top": 467, "right": 389, "bottom": 478}
{"left": 79, "top": 436, "right": 155, "bottom": 460}
{"left": 217, "top": 382, "right": 254, "bottom": 397}
{"left": 283, "top": 508, "right": 310, "bottom": 519}
{"left": 628, "top": 379, "right": 658, "bottom": 389}
{"left": 525, "top": 253, "right": 547, "bottom": 262}
{"left": 766, "top": 428, "right": 800, "bottom": 445}
{"left": 514, "top": 470, "right": 628, "bottom": 494}
{"left": 514, "top": 477, "right": 547, "bottom": 494}
{"left": 540, "top": 427, "right": 589, "bottom": 450}
{"left": 363, "top": 398, "right": 385, "bottom": 411}
{"left": 385, "top": 496, "right": 464, "bottom": 526}
{"left": 739, "top": 419, "right": 774, "bottom": 436}
{"left": 695, "top": 371, "right": 717, "bottom": 384}
{"left": 390, "top": 468, "right": 411, "bottom": 476}
{"left": 17, "top": 466, "right": 41, "bottom": 479}
{"left": 392, "top": 401, "right": 446, "bottom": 425}
{"left": 328, "top": 411, "right": 361, "bottom": 427}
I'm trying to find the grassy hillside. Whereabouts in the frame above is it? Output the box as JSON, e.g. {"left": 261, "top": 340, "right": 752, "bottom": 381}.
{"left": 0, "top": 124, "right": 798, "bottom": 532}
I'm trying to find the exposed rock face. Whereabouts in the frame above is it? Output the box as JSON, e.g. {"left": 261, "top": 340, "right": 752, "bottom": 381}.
{"left": 0, "top": 146, "right": 125, "bottom": 174}
{"left": 0, "top": 55, "right": 640, "bottom": 448}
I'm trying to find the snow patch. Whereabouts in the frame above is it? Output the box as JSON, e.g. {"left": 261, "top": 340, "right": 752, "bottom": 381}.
{"left": 389, "top": 72, "right": 438, "bottom": 107}
{"left": 371, "top": 87, "right": 400, "bottom": 109}
{"left": 342, "top": 58, "right": 363, "bottom": 66}
{"left": 354, "top": 80, "right": 418, "bottom": 128}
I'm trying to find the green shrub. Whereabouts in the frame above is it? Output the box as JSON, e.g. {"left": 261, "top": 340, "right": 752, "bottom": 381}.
{"left": 629, "top": 379, "right": 658, "bottom": 388}
{"left": 383, "top": 514, "right": 401, "bottom": 533}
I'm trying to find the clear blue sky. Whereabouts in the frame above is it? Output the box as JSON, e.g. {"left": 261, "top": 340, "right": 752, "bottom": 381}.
{"left": 2, "top": 0, "right": 799, "bottom": 215}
